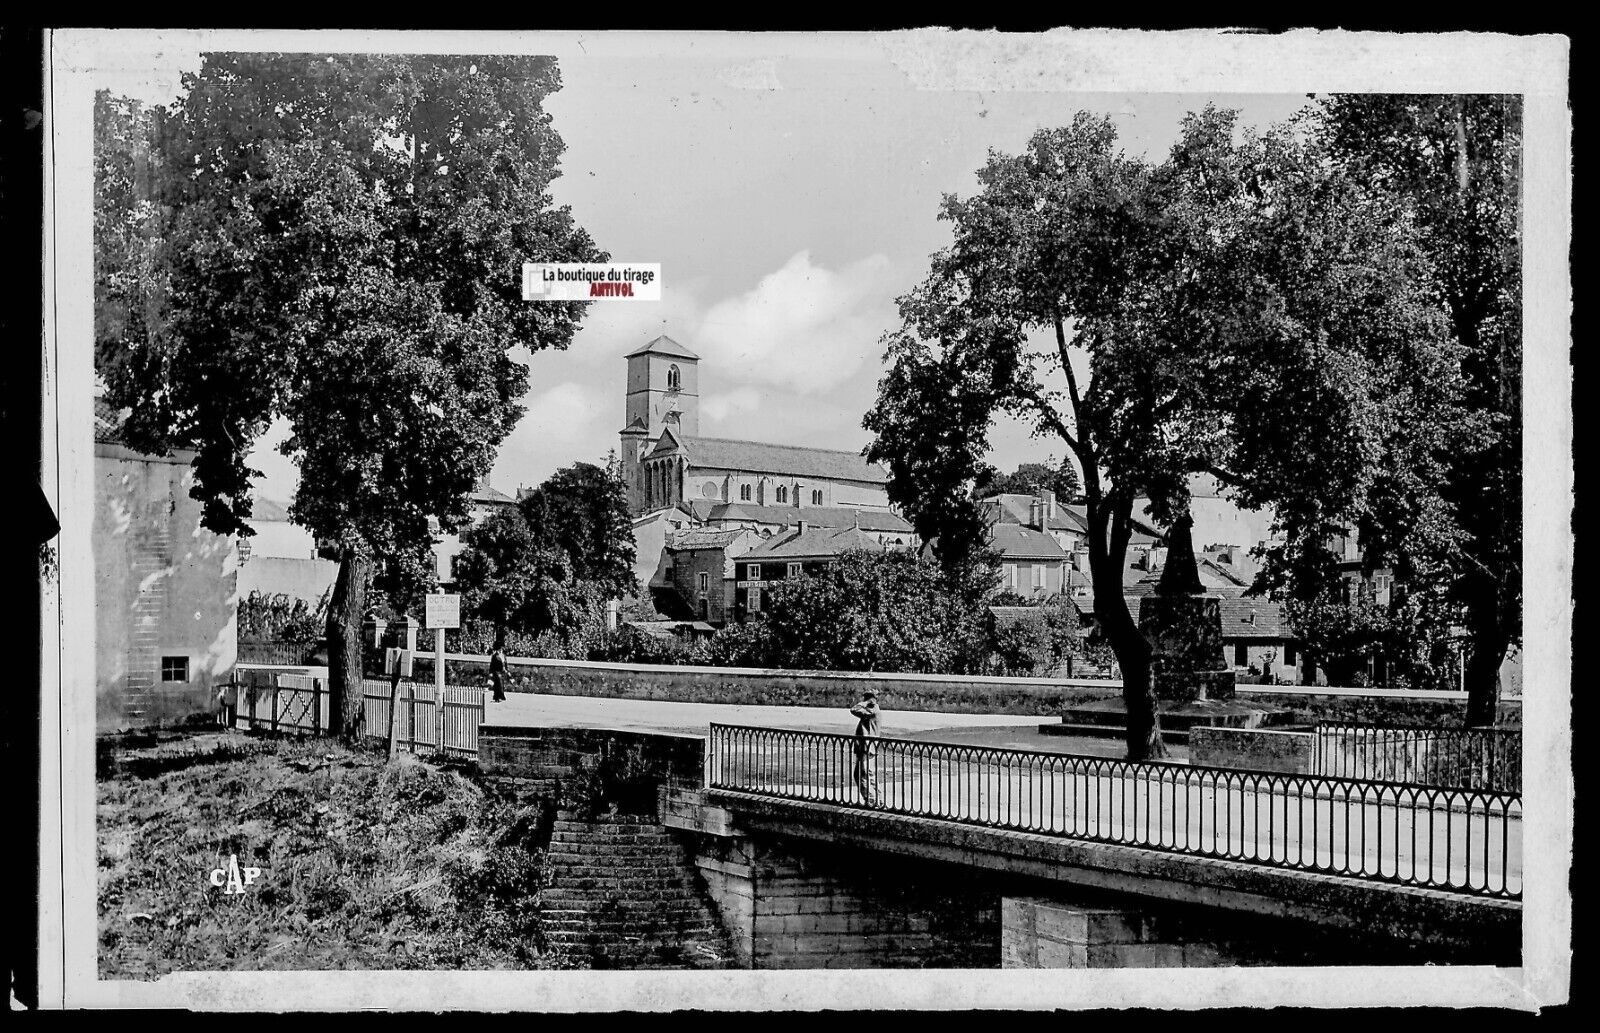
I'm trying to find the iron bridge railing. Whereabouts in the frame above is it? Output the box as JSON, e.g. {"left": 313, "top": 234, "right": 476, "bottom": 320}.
{"left": 1312, "top": 722, "right": 1521, "bottom": 794}
{"left": 707, "top": 723, "right": 1521, "bottom": 900}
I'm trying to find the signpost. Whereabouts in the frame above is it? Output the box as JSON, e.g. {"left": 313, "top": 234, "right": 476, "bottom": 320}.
{"left": 424, "top": 593, "right": 461, "bottom": 755}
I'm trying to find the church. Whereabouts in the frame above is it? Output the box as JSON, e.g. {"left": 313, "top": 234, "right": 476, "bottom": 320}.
{"left": 618, "top": 335, "right": 896, "bottom": 518}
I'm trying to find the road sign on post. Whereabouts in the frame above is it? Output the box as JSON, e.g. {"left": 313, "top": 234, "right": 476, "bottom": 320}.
{"left": 424, "top": 593, "right": 460, "bottom": 755}
{"left": 424, "top": 593, "right": 461, "bottom": 630}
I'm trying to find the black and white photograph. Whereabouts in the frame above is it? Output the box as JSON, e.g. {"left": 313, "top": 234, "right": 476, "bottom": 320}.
{"left": 25, "top": 26, "right": 1570, "bottom": 1011}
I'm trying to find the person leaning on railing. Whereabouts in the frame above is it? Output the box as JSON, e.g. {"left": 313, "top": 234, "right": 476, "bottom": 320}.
{"left": 849, "top": 690, "right": 881, "bottom": 807}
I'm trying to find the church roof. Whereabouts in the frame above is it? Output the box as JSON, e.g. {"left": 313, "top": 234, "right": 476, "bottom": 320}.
{"left": 625, "top": 334, "right": 699, "bottom": 360}
{"left": 648, "top": 433, "right": 888, "bottom": 484}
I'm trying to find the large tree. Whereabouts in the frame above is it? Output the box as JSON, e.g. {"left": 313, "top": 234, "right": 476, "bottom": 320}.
{"left": 865, "top": 108, "right": 1462, "bottom": 759}
{"left": 94, "top": 54, "right": 606, "bottom": 737}
{"left": 1313, "top": 95, "right": 1522, "bottom": 724}
{"left": 453, "top": 460, "right": 636, "bottom": 651}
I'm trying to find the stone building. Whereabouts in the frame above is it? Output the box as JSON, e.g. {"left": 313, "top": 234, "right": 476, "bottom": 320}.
{"left": 618, "top": 335, "right": 893, "bottom": 517}
{"left": 95, "top": 400, "right": 237, "bottom": 731}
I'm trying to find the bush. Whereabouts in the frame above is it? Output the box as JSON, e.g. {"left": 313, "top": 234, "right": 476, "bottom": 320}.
{"left": 239, "top": 589, "right": 329, "bottom": 641}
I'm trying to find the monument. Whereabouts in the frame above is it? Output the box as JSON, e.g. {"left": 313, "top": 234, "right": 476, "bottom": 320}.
{"left": 1137, "top": 513, "right": 1236, "bottom": 703}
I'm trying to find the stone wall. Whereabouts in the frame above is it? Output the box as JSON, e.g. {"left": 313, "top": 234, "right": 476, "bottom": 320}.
{"left": 687, "top": 831, "right": 999, "bottom": 969}
{"left": 478, "top": 726, "right": 705, "bottom": 815}
{"left": 1188, "top": 727, "right": 1316, "bottom": 774}
{"left": 1236, "top": 686, "right": 1523, "bottom": 727}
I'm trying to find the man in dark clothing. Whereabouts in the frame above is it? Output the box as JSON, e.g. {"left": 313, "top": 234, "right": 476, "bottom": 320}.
{"left": 849, "top": 690, "right": 881, "bottom": 807}
{"left": 489, "top": 646, "right": 508, "bottom": 703}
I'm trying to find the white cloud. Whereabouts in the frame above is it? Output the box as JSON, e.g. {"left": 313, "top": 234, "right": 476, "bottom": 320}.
{"left": 693, "top": 251, "right": 898, "bottom": 395}
{"left": 702, "top": 386, "right": 762, "bottom": 425}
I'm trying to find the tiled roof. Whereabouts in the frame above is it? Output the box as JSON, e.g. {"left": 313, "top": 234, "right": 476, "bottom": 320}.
{"left": 625, "top": 334, "right": 699, "bottom": 360}
{"left": 249, "top": 495, "right": 292, "bottom": 522}
{"left": 1218, "top": 598, "right": 1291, "bottom": 639}
{"left": 742, "top": 524, "right": 887, "bottom": 561}
{"left": 706, "top": 504, "right": 912, "bottom": 533}
{"left": 988, "top": 524, "right": 1070, "bottom": 561}
{"left": 471, "top": 484, "right": 516, "bottom": 506}
{"left": 650, "top": 434, "right": 888, "bottom": 485}
{"left": 981, "top": 494, "right": 1084, "bottom": 534}
{"left": 669, "top": 528, "right": 753, "bottom": 551}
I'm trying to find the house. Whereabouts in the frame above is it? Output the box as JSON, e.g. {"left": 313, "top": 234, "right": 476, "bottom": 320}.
{"left": 989, "top": 523, "right": 1071, "bottom": 601}
{"left": 656, "top": 526, "right": 760, "bottom": 624}
{"left": 733, "top": 522, "right": 899, "bottom": 619}
{"left": 238, "top": 493, "right": 337, "bottom": 608}
{"left": 94, "top": 399, "right": 237, "bottom": 731}
{"left": 618, "top": 336, "right": 895, "bottom": 516}
{"left": 1218, "top": 598, "right": 1297, "bottom": 681}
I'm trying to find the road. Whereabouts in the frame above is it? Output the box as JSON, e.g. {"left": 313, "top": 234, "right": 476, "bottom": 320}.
{"left": 481, "top": 690, "right": 1060, "bottom": 740}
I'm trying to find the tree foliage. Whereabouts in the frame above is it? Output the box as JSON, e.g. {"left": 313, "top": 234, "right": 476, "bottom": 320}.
{"left": 865, "top": 107, "right": 1462, "bottom": 758}
{"left": 1312, "top": 95, "right": 1522, "bottom": 722}
{"left": 716, "top": 549, "right": 997, "bottom": 675}
{"left": 93, "top": 55, "right": 605, "bottom": 735}
{"left": 974, "top": 458, "right": 1081, "bottom": 502}
{"left": 453, "top": 461, "right": 636, "bottom": 652}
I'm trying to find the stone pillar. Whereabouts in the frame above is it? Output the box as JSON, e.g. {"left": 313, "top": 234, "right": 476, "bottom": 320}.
{"left": 1000, "top": 899, "right": 1226, "bottom": 968}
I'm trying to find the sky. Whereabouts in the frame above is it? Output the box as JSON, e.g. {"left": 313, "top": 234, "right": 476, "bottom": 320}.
{"left": 94, "top": 34, "right": 1312, "bottom": 506}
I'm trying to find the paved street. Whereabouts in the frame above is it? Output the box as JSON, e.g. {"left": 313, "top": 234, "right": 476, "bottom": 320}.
{"left": 481, "top": 689, "right": 1053, "bottom": 740}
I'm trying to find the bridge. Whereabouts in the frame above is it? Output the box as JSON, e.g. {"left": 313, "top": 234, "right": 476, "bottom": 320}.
{"left": 474, "top": 716, "right": 1522, "bottom": 970}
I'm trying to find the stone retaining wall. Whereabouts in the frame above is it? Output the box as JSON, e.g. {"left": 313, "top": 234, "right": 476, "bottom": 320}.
{"left": 1188, "top": 727, "right": 1316, "bottom": 774}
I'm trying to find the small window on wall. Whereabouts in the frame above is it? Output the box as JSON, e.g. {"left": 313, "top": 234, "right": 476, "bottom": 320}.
{"left": 1032, "top": 564, "right": 1045, "bottom": 588}
{"left": 698, "top": 572, "right": 710, "bottom": 592}
{"left": 667, "top": 364, "right": 681, "bottom": 391}
{"left": 161, "top": 656, "right": 189, "bottom": 683}
{"left": 811, "top": 489, "right": 823, "bottom": 506}
{"left": 740, "top": 484, "right": 752, "bottom": 501}
{"left": 747, "top": 564, "right": 760, "bottom": 580}
{"left": 787, "top": 562, "right": 803, "bottom": 579}
{"left": 776, "top": 486, "right": 788, "bottom": 504}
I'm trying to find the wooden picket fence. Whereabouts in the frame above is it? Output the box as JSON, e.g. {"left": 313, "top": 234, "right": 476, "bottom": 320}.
{"left": 227, "top": 667, "right": 487, "bottom": 756}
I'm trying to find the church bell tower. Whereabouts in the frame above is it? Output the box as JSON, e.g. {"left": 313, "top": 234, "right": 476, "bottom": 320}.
{"left": 620, "top": 335, "right": 700, "bottom": 514}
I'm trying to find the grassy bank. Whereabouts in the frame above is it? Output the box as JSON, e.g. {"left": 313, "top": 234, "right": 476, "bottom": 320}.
{"left": 98, "top": 730, "right": 557, "bottom": 977}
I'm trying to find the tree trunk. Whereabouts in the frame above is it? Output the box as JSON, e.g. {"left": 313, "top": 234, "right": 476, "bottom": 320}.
{"left": 1462, "top": 575, "right": 1509, "bottom": 727}
{"left": 1086, "top": 512, "right": 1164, "bottom": 761}
{"left": 326, "top": 546, "right": 371, "bottom": 740}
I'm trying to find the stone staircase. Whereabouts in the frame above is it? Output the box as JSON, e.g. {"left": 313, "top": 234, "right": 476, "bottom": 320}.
{"left": 541, "top": 811, "right": 736, "bottom": 969}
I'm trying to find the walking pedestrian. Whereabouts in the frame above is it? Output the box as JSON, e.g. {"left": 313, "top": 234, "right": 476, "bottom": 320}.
{"left": 849, "top": 689, "right": 881, "bottom": 807}
{"left": 489, "top": 644, "right": 508, "bottom": 703}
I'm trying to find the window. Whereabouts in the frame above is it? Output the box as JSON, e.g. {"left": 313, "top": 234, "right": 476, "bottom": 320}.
{"left": 1008, "top": 564, "right": 1019, "bottom": 589}
{"left": 775, "top": 485, "right": 788, "bottom": 504}
{"left": 811, "top": 489, "right": 823, "bottom": 506}
{"left": 667, "top": 363, "right": 681, "bottom": 391}
{"left": 1032, "top": 563, "right": 1045, "bottom": 589}
{"left": 740, "top": 484, "right": 752, "bottom": 501}
{"left": 787, "top": 562, "right": 803, "bottom": 579}
{"left": 699, "top": 598, "right": 710, "bottom": 619}
{"left": 1285, "top": 644, "right": 1297, "bottom": 666}
{"left": 748, "top": 587, "right": 761, "bottom": 613}
{"left": 698, "top": 572, "right": 710, "bottom": 592}
{"left": 161, "top": 656, "right": 189, "bottom": 683}
{"left": 1235, "top": 642, "right": 1248, "bottom": 666}
{"left": 747, "top": 564, "right": 760, "bottom": 581}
